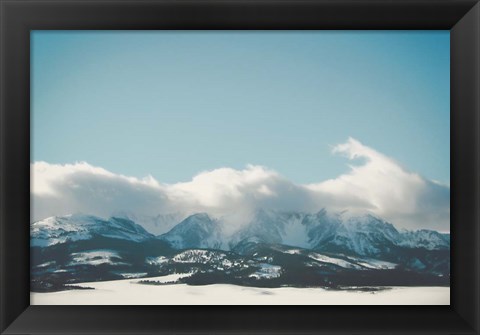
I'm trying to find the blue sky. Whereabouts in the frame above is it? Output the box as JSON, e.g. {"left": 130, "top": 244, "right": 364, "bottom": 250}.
{"left": 31, "top": 31, "right": 450, "bottom": 185}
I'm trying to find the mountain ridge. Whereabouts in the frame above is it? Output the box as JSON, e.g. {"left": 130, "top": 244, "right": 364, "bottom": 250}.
{"left": 31, "top": 214, "right": 154, "bottom": 247}
{"left": 30, "top": 211, "right": 450, "bottom": 292}
{"left": 158, "top": 210, "right": 449, "bottom": 256}
{"left": 32, "top": 210, "right": 450, "bottom": 256}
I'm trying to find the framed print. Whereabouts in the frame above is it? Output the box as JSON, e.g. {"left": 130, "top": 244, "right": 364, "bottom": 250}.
{"left": 1, "top": 0, "right": 479, "bottom": 334}
{"left": 28, "top": 29, "right": 452, "bottom": 306}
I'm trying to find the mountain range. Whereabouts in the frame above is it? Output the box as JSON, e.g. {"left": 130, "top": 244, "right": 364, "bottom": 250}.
{"left": 158, "top": 210, "right": 449, "bottom": 256}
{"left": 31, "top": 210, "right": 450, "bottom": 292}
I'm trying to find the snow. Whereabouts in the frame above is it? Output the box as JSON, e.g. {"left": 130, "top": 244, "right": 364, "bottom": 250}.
{"left": 352, "top": 258, "right": 397, "bottom": 270}
{"left": 282, "top": 249, "right": 397, "bottom": 270}
{"left": 398, "top": 229, "right": 450, "bottom": 250}
{"left": 136, "top": 272, "right": 195, "bottom": 283}
{"left": 69, "top": 250, "right": 124, "bottom": 266}
{"left": 307, "top": 252, "right": 363, "bottom": 270}
{"left": 172, "top": 249, "right": 212, "bottom": 263}
{"left": 31, "top": 214, "right": 153, "bottom": 247}
{"left": 118, "top": 272, "right": 148, "bottom": 279}
{"left": 32, "top": 211, "right": 450, "bottom": 257}
{"left": 31, "top": 281, "right": 450, "bottom": 305}
{"left": 35, "top": 261, "right": 56, "bottom": 268}
{"left": 146, "top": 256, "right": 169, "bottom": 266}
{"left": 160, "top": 213, "right": 225, "bottom": 250}
{"left": 171, "top": 250, "right": 235, "bottom": 269}
{"left": 113, "top": 212, "right": 185, "bottom": 235}
{"left": 284, "top": 249, "right": 302, "bottom": 255}
{"left": 249, "top": 263, "right": 282, "bottom": 279}
{"left": 31, "top": 216, "right": 93, "bottom": 246}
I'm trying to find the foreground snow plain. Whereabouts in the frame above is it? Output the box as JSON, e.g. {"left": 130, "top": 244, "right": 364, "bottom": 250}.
{"left": 31, "top": 274, "right": 449, "bottom": 305}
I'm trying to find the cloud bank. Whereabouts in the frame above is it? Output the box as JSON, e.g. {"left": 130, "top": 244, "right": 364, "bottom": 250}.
{"left": 31, "top": 138, "right": 450, "bottom": 233}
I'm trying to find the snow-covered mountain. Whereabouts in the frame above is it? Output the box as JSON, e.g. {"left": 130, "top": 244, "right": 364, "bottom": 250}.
{"left": 30, "top": 211, "right": 450, "bottom": 292}
{"left": 111, "top": 212, "right": 185, "bottom": 235}
{"left": 397, "top": 229, "right": 450, "bottom": 250}
{"left": 157, "top": 209, "right": 449, "bottom": 257}
{"left": 158, "top": 213, "right": 225, "bottom": 250}
{"left": 31, "top": 214, "right": 154, "bottom": 247}
{"left": 229, "top": 210, "right": 309, "bottom": 249}
{"left": 32, "top": 210, "right": 449, "bottom": 257}
{"left": 309, "top": 213, "right": 406, "bottom": 257}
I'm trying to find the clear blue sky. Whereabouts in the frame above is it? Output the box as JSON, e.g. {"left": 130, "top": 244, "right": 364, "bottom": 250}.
{"left": 31, "top": 31, "right": 450, "bottom": 184}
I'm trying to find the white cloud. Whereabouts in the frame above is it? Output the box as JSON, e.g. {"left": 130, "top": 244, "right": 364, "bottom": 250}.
{"left": 306, "top": 138, "right": 449, "bottom": 231}
{"left": 31, "top": 138, "right": 449, "bottom": 233}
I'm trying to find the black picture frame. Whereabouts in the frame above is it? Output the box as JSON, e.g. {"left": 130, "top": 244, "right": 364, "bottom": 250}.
{"left": 1, "top": 0, "right": 479, "bottom": 334}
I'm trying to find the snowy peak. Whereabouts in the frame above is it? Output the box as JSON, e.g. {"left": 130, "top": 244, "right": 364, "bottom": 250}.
{"left": 398, "top": 229, "right": 450, "bottom": 250}
{"left": 31, "top": 214, "right": 154, "bottom": 247}
{"left": 316, "top": 214, "right": 402, "bottom": 256}
{"left": 155, "top": 209, "right": 449, "bottom": 257}
{"left": 32, "top": 210, "right": 450, "bottom": 259}
{"left": 306, "top": 213, "right": 449, "bottom": 256}
{"left": 230, "top": 209, "right": 306, "bottom": 247}
{"left": 302, "top": 209, "right": 342, "bottom": 247}
{"left": 231, "top": 210, "right": 449, "bottom": 257}
{"left": 158, "top": 213, "right": 225, "bottom": 249}
{"left": 112, "top": 211, "right": 185, "bottom": 235}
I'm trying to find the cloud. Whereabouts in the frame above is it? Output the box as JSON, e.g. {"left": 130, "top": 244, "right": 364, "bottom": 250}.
{"left": 306, "top": 138, "right": 449, "bottom": 231}
{"left": 31, "top": 138, "right": 450, "bottom": 233}
{"left": 32, "top": 162, "right": 170, "bottom": 229}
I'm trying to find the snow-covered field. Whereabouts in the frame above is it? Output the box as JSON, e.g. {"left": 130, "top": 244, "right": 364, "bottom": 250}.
{"left": 31, "top": 275, "right": 449, "bottom": 305}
